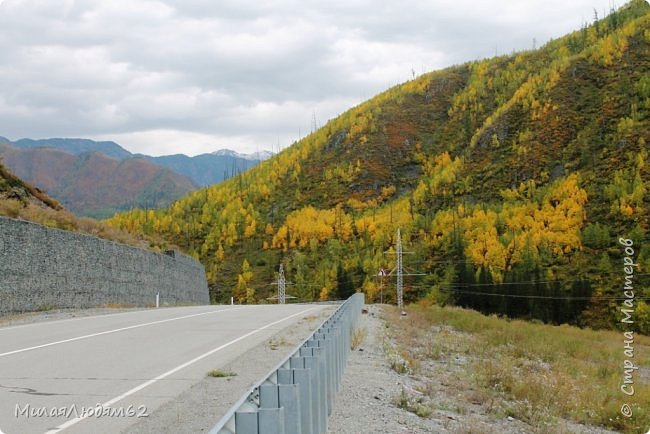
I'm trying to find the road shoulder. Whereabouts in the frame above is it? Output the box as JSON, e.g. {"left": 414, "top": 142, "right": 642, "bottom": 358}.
{"left": 123, "top": 306, "right": 335, "bottom": 433}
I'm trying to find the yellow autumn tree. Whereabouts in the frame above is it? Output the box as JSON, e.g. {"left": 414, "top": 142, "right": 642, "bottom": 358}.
{"left": 234, "top": 259, "right": 253, "bottom": 304}
{"left": 459, "top": 175, "right": 587, "bottom": 281}
{"left": 536, "top": 174, "right": 587, "bottom": 255}
{"left": 463, "top": 208, "right": 507, "bottom": 282}
{"left": 272, "top": 206, "right": 355, "bottom": 250}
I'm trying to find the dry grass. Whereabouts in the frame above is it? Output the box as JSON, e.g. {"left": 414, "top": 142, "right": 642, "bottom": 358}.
{"left": 0, "top": 198, "right": 171, "bottom": 251}
{"left": 395, "top": 387, "right": 434, "bottom": 418}
{"left": 268, "top": 336, "right": 290, "bottom": 350}
{"left": 351, "top": 326, "right": 367, "bottom": 350}
{"left": 0, "top": 198, "right": 23, "bottom": 217}
{"left": 0, "top": 312, "right": 29, "bottom": 325}
{"left": 207, "top": 369, "right": 237, "bottom": 378}
{"left": 103, "top": 303, "right": 137, "bottom": 309}
{"left": 383, "top": 304, "right": 650, "bottom": 433}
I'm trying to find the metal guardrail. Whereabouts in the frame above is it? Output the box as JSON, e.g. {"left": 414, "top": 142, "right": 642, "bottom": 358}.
{"left": 209, "top": 293, "right": 365, "bottom": 434}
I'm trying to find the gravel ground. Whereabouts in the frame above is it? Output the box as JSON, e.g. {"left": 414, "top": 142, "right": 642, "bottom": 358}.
{"left": 327, "top": 304, "right": 620, "bottom": 434}
{"left": 327, "top": 304, "right": 448, "bottom": 434}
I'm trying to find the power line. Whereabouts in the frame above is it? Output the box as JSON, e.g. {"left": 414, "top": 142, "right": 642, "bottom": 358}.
{"left": 440, "top": 275, "right": 650, "bottom": 287}
{"left": 437, "top": 287, "right": 650, "bottom": 301}
{"left": 373, "top": 268, "right": 650, "bottom": 286}
{"left": 376, "top": 269, "right": 650, "bottom": 301}
{"left": 398, "top": 276, "right": 650, "bottom": 291}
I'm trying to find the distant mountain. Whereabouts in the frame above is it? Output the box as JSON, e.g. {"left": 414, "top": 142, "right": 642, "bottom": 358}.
{"left": 141, "top": 152, "right": 268, "bottom": 187}
{"left": 0, "top": 143, "right": 198, "bottom": 218}
{"left": 212, "top": 149, "right": 274, "bottom": 161}
{"left": 9, "top": 137, "right": 131, "bottom": 160}
{"left": 0, "top": 137, "right": 270, "bottom": 187}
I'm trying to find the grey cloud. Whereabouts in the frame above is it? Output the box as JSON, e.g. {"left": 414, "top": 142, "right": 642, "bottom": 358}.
{"left": 0, "top": 0, "right": 615, "bottom": 155}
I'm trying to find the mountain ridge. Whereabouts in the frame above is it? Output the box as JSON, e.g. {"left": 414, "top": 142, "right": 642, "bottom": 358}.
{"left": 10, "top": 137, "right": 131, "bottom": 160}
{"left": 1, "top": 136, "right": 271, "bottom": 187}
{"left": 211, "top": 149, "right": 274, "bottom": 161}
{"left": 0, "top": 143, "right": 198, "bottom": 218}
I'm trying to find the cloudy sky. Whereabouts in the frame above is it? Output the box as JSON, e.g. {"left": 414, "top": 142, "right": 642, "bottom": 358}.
{"left": 0, "top": 0, "right": 621, "bottom": 156}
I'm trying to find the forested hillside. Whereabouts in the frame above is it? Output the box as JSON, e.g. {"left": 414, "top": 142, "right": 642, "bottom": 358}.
{"left": 108, "top": 0, "right": 650, "bottom": 332}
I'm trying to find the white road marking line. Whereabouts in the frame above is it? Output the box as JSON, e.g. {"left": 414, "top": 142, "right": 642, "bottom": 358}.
{"left": 0, "top": 308, "right": 166, "bottom": 332}
{"left": 45, "top": 307, "right": 317, "bottom": 434}
{"left": 0, "top": 307, "right": 245, "bottom": 358}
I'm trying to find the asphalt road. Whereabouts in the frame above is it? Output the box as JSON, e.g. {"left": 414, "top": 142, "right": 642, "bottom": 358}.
{"left": 0, "top": 304, "right": 326, "bottom": 434}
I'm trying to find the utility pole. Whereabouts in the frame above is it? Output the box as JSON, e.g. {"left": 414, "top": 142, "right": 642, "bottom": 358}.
{"left": 278, "top": 263, "right": 286, "bottom": 304}
{"left": 396, "top": 228, "right": 404, "bottom": 309}
{"left": 385, "top": 228, "right": 424, "bottom": 310}
{"left": 269, "top": 264, "right": 293, "bottom": 304}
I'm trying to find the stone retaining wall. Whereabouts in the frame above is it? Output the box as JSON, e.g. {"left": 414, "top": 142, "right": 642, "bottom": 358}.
{"left": 0, "top": 216, "right": 209, "bottom": 314}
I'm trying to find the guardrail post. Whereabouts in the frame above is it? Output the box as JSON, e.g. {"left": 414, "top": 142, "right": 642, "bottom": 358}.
{"left": 291, "top": 356, "right": 320, "bottom": 434}
{"left": 323, "top": 335, "right": 335, "bottom": 414}
{"left": 332, "top": 327, "right": 342, "bottom": 394}
{"left": 235, "top": 410, "right": 257, "bottom": 434}
{"left": 314, "top": 345, "right": 331, "bottom": 422}
{"left": 306, "top": 336, "right": 334, "bottom": 417}
{"left": 259, "top": 382, "right": 301, "bottom": 434}
{"left": 258, "top": 407, "right": 285, "bottom": 434}
{"left": 260, "top": 384, "right": 279, "bottom": 407}
{"left": 300, "top": 353, "right": 322, "bottom": 433}
{"left": 278, "top": 384, "right": 300, "bottom": 434}
{"left": 286, "top": 367, "right": 312, "bottom": 434}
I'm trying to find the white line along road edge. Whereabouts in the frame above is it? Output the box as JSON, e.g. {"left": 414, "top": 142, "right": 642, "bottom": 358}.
{"left": 0, "top": 308, "right": 244, "bottom": 358}
{"left": 45, "top": 307, "right": 317, "bottom": 433}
